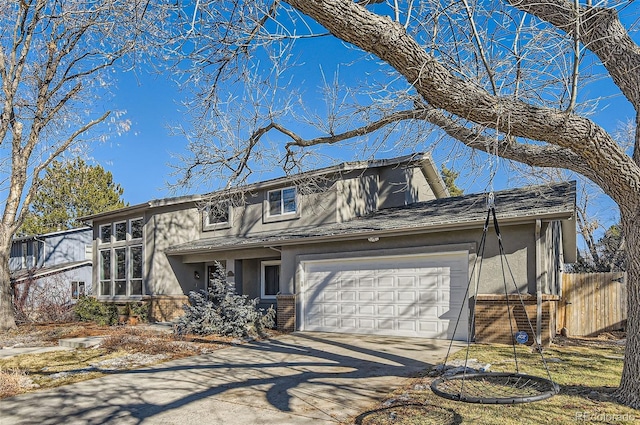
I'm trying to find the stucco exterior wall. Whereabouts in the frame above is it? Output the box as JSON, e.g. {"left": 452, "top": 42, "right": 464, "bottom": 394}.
{"left": 202, "top": 179, "right": 338, "bottom": 238}
{"left": 277, "top": 223, "right": 538, "bottom": 299}
{"left": 146, "top": 205, "right": 202, "bottom": 296}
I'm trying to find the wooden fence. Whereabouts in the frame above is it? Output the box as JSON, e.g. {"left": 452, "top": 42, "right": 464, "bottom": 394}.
{"left": 559, "top": 272, "right": 627, "bottom": 337}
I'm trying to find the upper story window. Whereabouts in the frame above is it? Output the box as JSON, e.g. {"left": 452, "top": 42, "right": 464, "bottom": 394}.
{"left": 114, "top": 221, "right": 127, "bottom": 242}
{"left": 99, "top": 224, "right": 112, "bottom": 244}
{"left": 100, "top": 218, "right": 144, "bottom": 244}
{"left": 130, "top": 218, "right": 143, "bottom": 240}
{"left": 267, "top": 187, "right": 297, "bottom": 217}
{"left": 203, "top": 201, "right": 232, "bottom": 231}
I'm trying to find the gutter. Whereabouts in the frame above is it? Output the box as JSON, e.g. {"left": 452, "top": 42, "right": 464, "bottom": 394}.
{"left": 420, "top": 155, "right": 449, "bottom": 198}
{"left": 11, "top": 260, "right": 92, "bottom": 283}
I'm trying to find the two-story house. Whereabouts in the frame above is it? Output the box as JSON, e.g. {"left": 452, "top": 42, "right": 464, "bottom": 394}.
{"left": 82, "top": 153, "right": 576, "bottom": 344}
{"left": 10, "top": 227, "right": 93, "bottom": 320}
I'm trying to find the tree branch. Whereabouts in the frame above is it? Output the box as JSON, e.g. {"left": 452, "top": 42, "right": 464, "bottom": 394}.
{"left": 284, "top": 0, "right": 640, "bottom": 206}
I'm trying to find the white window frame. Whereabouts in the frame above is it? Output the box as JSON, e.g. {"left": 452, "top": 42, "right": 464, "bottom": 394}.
{"left": 71, "top": 281, "right": 85, "bottom": 300}
{"left": 264, "top": 187, "right": 299, "bottom": 222}
{"left": 98, "top": 245, "right": 144, "bottom": 299}
{"left": 129, "top": 245, "right": 144, "bottom": 296}
{"left": 260, "top": 260, "right": 281, "bottom": 299}
{"left": 129, "top": 217, "right": 144, "bottom": 240}
{"left": 99, "top": 249, "right": 112, "bottom": 296}
{"left": 203, "top": 202, "right": 232, "bottom": 231}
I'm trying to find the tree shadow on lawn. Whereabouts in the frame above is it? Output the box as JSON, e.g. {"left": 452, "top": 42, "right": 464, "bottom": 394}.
{"left": 0, "top": 332, "right": 451, "bottom": 425}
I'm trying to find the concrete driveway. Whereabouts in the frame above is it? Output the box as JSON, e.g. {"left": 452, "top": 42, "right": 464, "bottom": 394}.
{"left": 0, "top": 332, "right": 457, "bottom": 425}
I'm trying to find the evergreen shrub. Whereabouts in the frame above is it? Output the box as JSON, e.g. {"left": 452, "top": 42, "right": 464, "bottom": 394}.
{"left": 175, "top": 262, "right": 276, "bottom": 337}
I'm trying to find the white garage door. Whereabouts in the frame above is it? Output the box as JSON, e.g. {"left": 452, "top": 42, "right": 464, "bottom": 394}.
{"left": 302, "top": 252, "right": 469, "bottom": 340}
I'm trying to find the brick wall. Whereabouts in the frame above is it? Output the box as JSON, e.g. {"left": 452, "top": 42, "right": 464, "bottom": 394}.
{"left": 276, "top": 294, "right": 296, "bottom": 332}
{"left": 474, "top": 294, "right": 559, "bottom": 346}
{"left": 146, "top": 295, "right": 188, "bottom": 322}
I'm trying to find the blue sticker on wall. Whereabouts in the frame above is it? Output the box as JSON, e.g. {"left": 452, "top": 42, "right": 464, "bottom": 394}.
{"left": 515, "top": 331, "right": 529, "bottom": 344}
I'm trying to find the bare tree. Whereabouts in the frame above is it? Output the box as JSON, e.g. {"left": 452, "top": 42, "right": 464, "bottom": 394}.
{"left": 0, "top": 0, "right": 158, "bottom": 330}
{"left": 167, "top": 0, "right": 640, "bottom": 406}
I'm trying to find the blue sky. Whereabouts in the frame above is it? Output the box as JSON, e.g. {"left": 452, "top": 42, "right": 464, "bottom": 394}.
{"left": 86, "top": 5, "right": 637, "bottom": 235}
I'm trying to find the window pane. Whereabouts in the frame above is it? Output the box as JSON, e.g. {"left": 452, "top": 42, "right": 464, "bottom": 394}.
{"left": 71, "top": 281, "right": 78, "bottom": 300}
{"left": 100, "top": 250, "right": 111, "bottom": 280}
{"left": 115, "top": 222, "right": 127, "bottom": 241}
{"left": 130, "top": 219, "right": 143, "bottom": 239}
{"left": 100, "top": 225, "right": 111, "bottom": 242}
{"left": 264, "top": 265, "right": 279, "bottom": 296}
{"left": 130, "top": 246, "right": 142, "bottom": 279}
{"left": 115, "top": 280, "right": 127, "bottom": 296}
{"left": 131, "top": 279, "right": 143, "bottom": 295}
{"left": 115, "top": 248, "right": 126, "bottom": 280}
{"left": 268, "top": 190, "right": 281, "bottom": 216}
{"left": 100, "top": 281, "right": 111, "bottom": 296}
{"left": 282, "top": 188, "right": 296, "bottom": 213}
{"left": 78, "top": 282, "right": 85, "bottom": 297}
{"left": 208, "top": 203, "right": 229, "bottom": 224}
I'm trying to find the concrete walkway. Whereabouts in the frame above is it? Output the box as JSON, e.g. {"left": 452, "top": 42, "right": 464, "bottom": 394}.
{"left": 0, "top": 332, "right": 458, "bottom": 425}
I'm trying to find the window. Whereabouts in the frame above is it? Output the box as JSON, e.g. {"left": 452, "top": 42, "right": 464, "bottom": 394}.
{"left": 114, "top": 248, "right": 126, "bottom": 295}
{"left": 207, "top": 203, "right": 229, "bottom": 225}
{"left": 130, "top": 245, "right": 143, "bottom": 295}
{"left": 99, "top": 246, "right": 144, "bottom": 298}
{"left": 267, "top": 187, "right": 297, "bottom": 217}
{"left": 100, "top": 250, "right": 111, "bottom": 296}
{"left": 97, "top": 218, "right": 144, "bottom": 298}
{"left": 71, "top": 281, "right": 85, "bottom": 300}
{"left": 261, "top": 260, "right": 280, "bottom": 299}
{"left": 100, "top": 224, "right": 112, "bottom": 244}
{"left": 115, "top": 221, "right": 127, "bottom": 242}
{"left": 130, "top": 218, "right": 143, "bottom": 240}
{"left": 203, "top": 202, "right": 231, "bottom": 231}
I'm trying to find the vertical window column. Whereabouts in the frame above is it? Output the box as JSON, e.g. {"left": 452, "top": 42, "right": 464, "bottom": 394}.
{"left": 100, "top": 250, "right": 112, "bottom": 296}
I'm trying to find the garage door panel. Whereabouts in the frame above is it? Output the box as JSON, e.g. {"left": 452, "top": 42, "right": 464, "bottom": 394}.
{"left": 377, "top": 291, "right": 394, "bottom": 302}
{"left": 358, "top": 318, "right": 375, "bottom": 329}
{"left": 359, "top": 292, "right": 375, "bottom": 301}
{"left": 397, "top": 291, "right": 417, "bottom": 302}
{"left": 359, "top": 278, "right": 375, "bottom": 287}
{"left": 377, "top": 305, "right": 394, "bottom": 316}
{"left": 358, "top": 305, "right": 375, "bottom": 315}
{"left": 303, "top": 252, "right": 469, "bottom": 339}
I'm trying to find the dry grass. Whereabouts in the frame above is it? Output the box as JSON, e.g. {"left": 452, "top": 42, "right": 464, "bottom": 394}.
{"left": 352, "top": 337, "right": 637, "bottom": 425}
{"left": 0, "top": 368, "right": 37, "bottom": 398}
{"left": 0, "top": 323, "right": 234, "bottom": 399}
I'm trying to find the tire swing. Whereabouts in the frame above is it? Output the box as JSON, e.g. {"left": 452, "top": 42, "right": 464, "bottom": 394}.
{"left": 431, "top": 194, "right": 560, "bottom": 404}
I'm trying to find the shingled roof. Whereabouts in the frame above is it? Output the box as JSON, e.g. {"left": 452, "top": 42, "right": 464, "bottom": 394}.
{"left": 165, "top": 181, "right": 576, "bottom": 255}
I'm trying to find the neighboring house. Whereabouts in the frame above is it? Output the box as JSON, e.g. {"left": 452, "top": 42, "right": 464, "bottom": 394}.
{"left": 10, "top": 227, "right": 93, "bottom": 319}
{"left": 82, "top": 153, "right": 576, "bottom": 344}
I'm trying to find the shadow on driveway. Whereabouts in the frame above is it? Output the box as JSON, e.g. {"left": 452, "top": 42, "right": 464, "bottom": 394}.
{"left": 0, "top": 332, "right": 459, "bottom": 425}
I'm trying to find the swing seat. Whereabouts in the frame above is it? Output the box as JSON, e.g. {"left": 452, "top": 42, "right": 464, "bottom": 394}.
{"left": 431, "top": 372, "right": 560, "bottom": 404}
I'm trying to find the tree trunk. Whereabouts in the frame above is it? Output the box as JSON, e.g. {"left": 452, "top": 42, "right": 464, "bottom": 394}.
{"left": 0, "top": 228, "right": 16, "bottom": 330}
{"left": 616, "top": 208, "right": 640, "bottom": 408}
